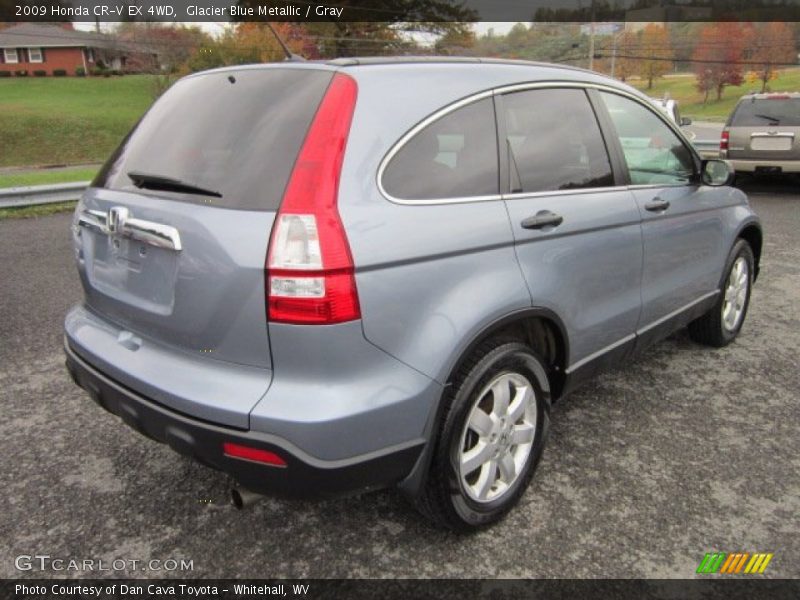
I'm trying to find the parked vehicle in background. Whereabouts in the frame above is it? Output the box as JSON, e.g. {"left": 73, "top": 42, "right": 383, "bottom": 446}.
{"left": 721, "top": 92, "right": 800, "bottom": 175}
{"left": 650, "top": 96, "right": 693, "bottom": 129}
{"left": 65, "top": 58, "right": 762, "bottom": 531}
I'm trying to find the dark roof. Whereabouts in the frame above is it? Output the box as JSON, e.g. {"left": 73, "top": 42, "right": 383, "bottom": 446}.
{"left": 0, "top": 23, "right": 143, "bottom": 53}
{"left": 740, "top": 92, "right": 800, "bottom": 99}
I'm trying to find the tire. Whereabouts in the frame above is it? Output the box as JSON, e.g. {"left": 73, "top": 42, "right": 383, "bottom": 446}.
{"left": 688, "top": 239, "right": 754, "bottom": 348}
{"left": 732, "top": 172, "right": 750, "bottom": 188}
{"left": 414, "top": 339, "right": 551, "bottom": 532}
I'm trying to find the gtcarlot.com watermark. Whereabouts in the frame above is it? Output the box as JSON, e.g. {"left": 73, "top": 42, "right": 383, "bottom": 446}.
{"left": 15, "top": 554, "right": 194, "bottom": 572}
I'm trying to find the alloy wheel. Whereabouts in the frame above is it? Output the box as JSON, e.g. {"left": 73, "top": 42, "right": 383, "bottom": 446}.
{"left": 457, "top": 372, "right": 537, "bottom": 503}
{"left": 722, "top": 256, "right": 749, "bottom": 332}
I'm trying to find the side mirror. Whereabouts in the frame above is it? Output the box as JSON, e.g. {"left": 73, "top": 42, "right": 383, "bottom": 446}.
{"left": 680, "top": 117, "right": 693, "bottom": 127}
{"left": 702, "top": 159, "right": 734, "bottom": 186}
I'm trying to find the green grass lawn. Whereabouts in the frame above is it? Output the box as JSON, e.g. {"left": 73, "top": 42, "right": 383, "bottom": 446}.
{"left": 1, "top": 68, "right": 797, "bottom": 170}
{"left": 0, "top": 200, "right": 77, "bottom": 220}
{"left": 631, "top": 68, "right": 800, "bottom": 121}
{"left": 0, "top": 166, "right": 97, "bottom": 188}
{"left": 0, "top": 75, "right": 155, "bottom": 168}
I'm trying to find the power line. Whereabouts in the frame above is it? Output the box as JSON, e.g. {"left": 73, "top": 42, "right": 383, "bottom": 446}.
{"left": 605, "top": 53, "right": 799, "bottom": 67}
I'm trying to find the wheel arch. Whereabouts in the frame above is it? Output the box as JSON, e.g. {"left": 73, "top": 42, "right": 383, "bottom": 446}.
{"left": 398, "top": 307, "right": 568, "bottom": 500}
{"left": 736, "top": 221, "right": 762, "bottom": 281}
{"left": 444, "top": 307, "right": 569, "bottom": 402}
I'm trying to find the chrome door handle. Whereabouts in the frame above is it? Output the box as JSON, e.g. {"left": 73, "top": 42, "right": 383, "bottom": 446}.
{"left": 644, "top": 198, "right": 671, "bottom": 212}
{"left": 521, "top": 211, "right": 564, "bottom": 230}
{"left": 78, "top": 207, "right": 182, "bottom": 251}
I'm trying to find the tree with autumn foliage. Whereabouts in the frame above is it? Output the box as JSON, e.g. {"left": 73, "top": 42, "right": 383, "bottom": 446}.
{"left": 596, "top": 31, "right": 639, "bottom": 82}
{"left": 185, "top": 23, "right": 312, "bottom": 72}
{"left": 638, "top": 24, "right": 672, "bottom": 89}
{"left": 302, "top": 22, "right": 408, "bottom": 58}
{"left": 115, "top": 23, "right": 212, "bottom": 73}
{"left": 227, "top": 22, "right": 310, "bottom": 63}
{"left": 234, "top": 0, "right": 476, "bottom": 58}
{"left": 692, "top": 23, "right": 746, "bottom": 103}
{"left": 748, "top": 22, "right": 797, "bottom": 93}
{"left": 435, "top": 24, "right": 477, "bottom": 55}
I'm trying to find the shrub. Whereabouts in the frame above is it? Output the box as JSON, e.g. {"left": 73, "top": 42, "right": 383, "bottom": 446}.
{"left": 0, "top": 71, "right": 11, "bottom": 78}
{"left": 15, "top": 69, "right": 28, "bottom": 77}
{"left": 33, "top": 70, "right": 47, "bottom": 77}
{"left": 111, "top": 69, "right": 123, "bottom": 76}
{"left": 75, "top": 67, "right": 86, "bottom": 77}
{"left": 53, "top": 69, "right": 67, "bottom": 77}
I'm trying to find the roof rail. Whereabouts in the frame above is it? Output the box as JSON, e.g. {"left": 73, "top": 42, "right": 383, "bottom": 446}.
{"left": 325, "top": 56, "right": 594, "bottom": 75}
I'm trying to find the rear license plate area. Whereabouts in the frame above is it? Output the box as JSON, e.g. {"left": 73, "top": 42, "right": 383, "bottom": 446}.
{"left": 751, "top": 137, "right": 792, "bottom": 151}
{"left": 85, "top": 232, "right": 178, "bottom": 313}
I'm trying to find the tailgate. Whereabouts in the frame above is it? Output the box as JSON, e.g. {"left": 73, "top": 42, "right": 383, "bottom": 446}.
{"left": 728, "top": 126, "right": 798, "bottom": 160}
{"left": 69, "top": 67, "right": 335, "bottom": 423}
{"left": 73, "top": 188, "right": 275, "bottom": 369}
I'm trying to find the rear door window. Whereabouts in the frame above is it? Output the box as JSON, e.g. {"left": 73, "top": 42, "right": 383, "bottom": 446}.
{"left": 729, "top": 98, "right": 800, "bottom": 126}
{"left": 499, "top": 88, "right": 614, "bottom": 194}
{"left": 381, "top": 97, "right": 499, "bottom": 201}
{"left": 599, "top": 91, "right": 696, "bottom": 186}
{"left": 94, "top": 68, "right": 334, "bottom": 211}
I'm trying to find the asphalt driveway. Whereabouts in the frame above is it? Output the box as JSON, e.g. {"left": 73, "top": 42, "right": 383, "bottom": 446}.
{"left": 1, "top": 180, "right": 797, "bottom": 578}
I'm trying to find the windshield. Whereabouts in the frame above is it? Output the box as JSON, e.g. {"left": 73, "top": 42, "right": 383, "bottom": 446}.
{"left": 94, "top": 68, "right": 334, "bottom": 211}
{"left": 730, "top": 98, "right": 800, "bottom": 127}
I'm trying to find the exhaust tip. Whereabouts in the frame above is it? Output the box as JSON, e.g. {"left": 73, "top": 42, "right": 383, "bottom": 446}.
{"left": 230, "top": 488, "right": 245, "bottom": 509}
{"left": 230, "top": 486, "right": 264, "bottom": 509}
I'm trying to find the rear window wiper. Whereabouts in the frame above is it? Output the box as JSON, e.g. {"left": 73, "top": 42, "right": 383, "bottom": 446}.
{"left": 127, "top": 171, "right": 222, "bottom": 198}
{"left": 752, "top": 114, "right": 780, "bottom": 124}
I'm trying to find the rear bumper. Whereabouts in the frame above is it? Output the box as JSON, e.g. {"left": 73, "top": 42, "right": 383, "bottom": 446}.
{"left": 65, "top": 341, "right": 424, "bottom": 497}
{"left": 730, "top": 158, "right": 800, "bottom": 173}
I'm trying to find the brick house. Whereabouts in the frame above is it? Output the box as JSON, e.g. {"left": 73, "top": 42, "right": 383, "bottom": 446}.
{"left": 0, "top": 23, "right": 158, "bottom": 76}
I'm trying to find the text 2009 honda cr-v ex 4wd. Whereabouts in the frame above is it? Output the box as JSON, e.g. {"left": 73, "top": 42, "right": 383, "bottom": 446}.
{"left": 65, "top": 58, "right": 762, "bottom": 531}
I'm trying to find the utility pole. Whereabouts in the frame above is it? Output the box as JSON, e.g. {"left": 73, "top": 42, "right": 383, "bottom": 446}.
{"left": 610, "top": 41, "right": 616, "bottom": 78}
{"left": 610, "top": 30, "right": 623, "bottom": 78}
{"left": 588, "top": 0, "right": 596, "bottom": 71}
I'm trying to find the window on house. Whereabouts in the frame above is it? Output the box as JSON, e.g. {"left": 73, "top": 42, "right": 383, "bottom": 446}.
{"left": 28, "top": 48, "right": 43, "bottom": 63}
{"left": 3, "top": 49, "right": 18, "bottom": 64}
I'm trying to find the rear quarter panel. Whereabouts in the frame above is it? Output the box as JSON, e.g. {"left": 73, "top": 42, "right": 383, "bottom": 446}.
{"left": 338, "top": 64, "right": 616, "bottom": 384}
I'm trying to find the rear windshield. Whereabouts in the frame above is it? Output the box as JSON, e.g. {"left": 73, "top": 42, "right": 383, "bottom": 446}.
{"left": 730, "top": 98, "right": 800, "bottom": 127}
{"left": 94, "top": 68, "right": 334, "bottom": 211}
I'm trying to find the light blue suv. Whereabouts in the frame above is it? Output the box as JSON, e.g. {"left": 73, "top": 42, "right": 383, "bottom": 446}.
{"left": 65, "top": 58, "right": 762, "bottom": 530}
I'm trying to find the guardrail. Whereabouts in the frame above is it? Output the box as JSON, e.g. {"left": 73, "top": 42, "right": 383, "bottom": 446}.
{"left": 693, "top": 139, "right": 720, "bottom": 159}
{"left": 0, "top": 181, "right": 90, "bottom": 209}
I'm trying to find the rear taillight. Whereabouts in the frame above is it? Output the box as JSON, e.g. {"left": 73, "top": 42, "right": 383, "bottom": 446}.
{"left": 267, "top": 74, "right": 360, "bottom": 325}
{"left": 720, "top": 130, "right": 730, "bottom": 152}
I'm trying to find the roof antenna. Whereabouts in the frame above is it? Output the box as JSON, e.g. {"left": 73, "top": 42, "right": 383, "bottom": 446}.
{"left": 265, "top": 22, "right": 305, "bottom": 62}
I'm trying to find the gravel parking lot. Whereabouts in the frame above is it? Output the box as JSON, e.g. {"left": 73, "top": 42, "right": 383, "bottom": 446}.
{"left": 1, "top": 179, "right": 798, "bottom": 579}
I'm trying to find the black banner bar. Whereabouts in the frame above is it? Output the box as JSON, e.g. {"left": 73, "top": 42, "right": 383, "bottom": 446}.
{"left": 3, "top": 579, "right": 800, "bottom": 600}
